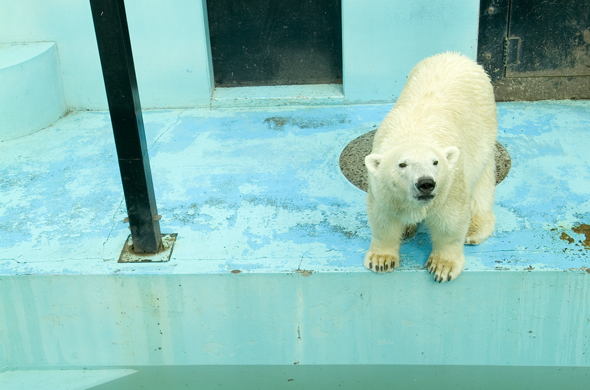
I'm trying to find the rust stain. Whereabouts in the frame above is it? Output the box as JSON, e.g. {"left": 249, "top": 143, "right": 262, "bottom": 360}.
{"left": 296, "top": 269, "right": 312, "bottom": 277}
{"left": 572, "top": 224, "right": 590, "bottom": 248}
{"left": 230, "top": 270, "right": 242, "bottom": 274}
{"left": 560, "top": 232, "right": 575, "bottom": 244}
{"left": 568, "top": 266, "right": 590, "bottom": 274}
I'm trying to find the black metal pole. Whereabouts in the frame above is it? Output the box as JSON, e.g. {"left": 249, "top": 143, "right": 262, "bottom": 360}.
{"left": 89, "top": 0, "right": 162, "bottom": 253}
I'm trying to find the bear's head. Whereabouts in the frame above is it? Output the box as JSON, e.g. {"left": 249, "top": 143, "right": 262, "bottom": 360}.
{"left": 365, "top": 144, "right": 460, "bottom": 206}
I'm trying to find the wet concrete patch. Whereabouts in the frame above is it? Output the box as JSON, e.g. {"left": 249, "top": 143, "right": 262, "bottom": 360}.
{"left": 264, "top": 117, "right": 290, "bottom": 130}
{"left": 339, "top": 129, "right": 512, "bottom": 192}
{"left": 264, "top": 115, "right": 350, "bottom": 131}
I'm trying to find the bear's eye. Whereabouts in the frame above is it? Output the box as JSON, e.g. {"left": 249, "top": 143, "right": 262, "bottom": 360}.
{"left": 433, "top": 161, "right": 439, "bottom": 166}
{"left": 399, "top": 163, "right": 407, "bottom": 168}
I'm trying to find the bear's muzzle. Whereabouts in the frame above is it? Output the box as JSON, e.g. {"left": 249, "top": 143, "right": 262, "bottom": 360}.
{"left": 415, "top": 177, "right": 436, "bottom": 202}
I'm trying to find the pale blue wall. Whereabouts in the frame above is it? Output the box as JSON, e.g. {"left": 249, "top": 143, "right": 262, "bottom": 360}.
{"left": 0, "top": 43, "right": 67, "bottom": 141}
{"left": 2, "top": 273, "right": 589, "bottom": 367}
{"left": 0, "top": 0, "right": 213, "bottom": 110}
{"left": 342, "top": 0, "right": 480, "bottom": 102}
{"left": 0, "top": 0, "right": 479, "bottom": 109}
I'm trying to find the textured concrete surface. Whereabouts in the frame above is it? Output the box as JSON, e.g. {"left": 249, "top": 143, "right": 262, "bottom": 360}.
{"left": 1, "top": 101, "right": 590, "bottom": 276}
{"left": 1, "top": 102, "right": 590, "bottom": 372}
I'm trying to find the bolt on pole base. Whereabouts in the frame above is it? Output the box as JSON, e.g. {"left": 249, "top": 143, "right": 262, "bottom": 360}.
{"left": 118, "top": 233, "right": 178, "bottom": 263}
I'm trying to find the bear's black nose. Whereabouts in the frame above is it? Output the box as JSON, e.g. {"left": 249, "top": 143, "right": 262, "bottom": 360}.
{"left": 416, "top": 177, "right": 436, "bottom": 194}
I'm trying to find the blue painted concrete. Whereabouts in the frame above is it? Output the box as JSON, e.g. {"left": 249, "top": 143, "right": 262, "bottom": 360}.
{"left": 2, "top": 0, "right": 587, "bottom": 381}
{"left": 1, "top": 102, "right": 589, "bottom": 370}
{"left": 0, "top": 42, "right": 66, "bottom": 140}
{"left": 0, "top": 0, "right": 213, "bottom": 109}
{"left": 1, "top": 0, "right": 479, "bottom": 109}
{"left": 1, "top": 272, "right": 589, "bottom": 368}
{"left": 1, "top": 102, "right": 589, "bottom": 275}
{"left": 342, "top": 0, "right": 479, "bottom": 102}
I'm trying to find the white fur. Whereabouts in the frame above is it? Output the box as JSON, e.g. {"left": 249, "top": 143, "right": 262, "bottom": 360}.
{"left": 364, "top": 52, "right": 498, "bottom": 282}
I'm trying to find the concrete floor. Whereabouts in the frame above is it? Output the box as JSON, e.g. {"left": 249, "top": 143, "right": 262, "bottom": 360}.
{"left": 2, "top": 101, "right": 590, "bottom": 375}
{"left": 1, "top": 101, "right": 590, "bottom": 276}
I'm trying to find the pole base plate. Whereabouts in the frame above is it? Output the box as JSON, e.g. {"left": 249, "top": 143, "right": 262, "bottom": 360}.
{"left": 118, "top": 233, "right": 178, "bottom": 263}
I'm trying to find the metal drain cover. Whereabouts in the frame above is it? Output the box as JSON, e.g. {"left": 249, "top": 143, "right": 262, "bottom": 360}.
{"left": 339, "top": 130, "right": 511, "bottom": 192}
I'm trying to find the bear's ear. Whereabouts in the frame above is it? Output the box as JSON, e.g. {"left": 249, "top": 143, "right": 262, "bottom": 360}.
{"left": 365, "top": 154, "right": 382, "bottom": 174}
{"left": 444, "top": 146, "right": 460, "bottom": 168}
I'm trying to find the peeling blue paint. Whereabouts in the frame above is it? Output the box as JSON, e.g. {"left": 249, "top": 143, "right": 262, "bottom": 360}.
{"left": 1, "top": 102, "right": 589, "bottom": 276}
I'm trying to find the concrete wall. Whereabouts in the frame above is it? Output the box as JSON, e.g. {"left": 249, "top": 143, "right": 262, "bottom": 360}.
{"left": 0, "top": 43, "right": 67, "bottom": 141}
{"left": 0, "top": 0, "right": 213, "bottom": 110}
{"left": 342, "top": 0, "right": 480, "bottom": 102}
{"left": 2, "top": 272, "right": 589, "bottom": 367}
{"left": 0, "top": 0, "right": 479, "bottom": 110}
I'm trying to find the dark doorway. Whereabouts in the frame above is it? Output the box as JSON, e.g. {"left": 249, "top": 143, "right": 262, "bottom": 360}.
{"left": 207, "top": 0, "right": 342, "bottom": 88}
{"left": 478, "top": 0, "right": 590, "bottom": 101}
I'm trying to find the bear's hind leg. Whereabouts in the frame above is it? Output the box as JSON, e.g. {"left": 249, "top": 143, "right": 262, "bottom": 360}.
{"left": 466, "top": 159, "right": 496, "bottom": 245}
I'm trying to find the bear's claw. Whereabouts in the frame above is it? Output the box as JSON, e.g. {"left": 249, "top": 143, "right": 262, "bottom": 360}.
{"left": 426, "top": 254, "right": 463, "bottom": 283}
{"left": 364, "top": 251, "right": 399, "bottom": 274}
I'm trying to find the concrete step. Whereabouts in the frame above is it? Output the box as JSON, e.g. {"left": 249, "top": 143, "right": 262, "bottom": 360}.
{"left": 0, "top": 42, "right": 66, "bottom": 141}
{"left": 0, "top": 369, "right": 136, "bottom": 390}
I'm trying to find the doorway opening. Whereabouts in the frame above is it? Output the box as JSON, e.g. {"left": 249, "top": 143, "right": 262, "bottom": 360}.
{"left": 207, "top": 0, "right": 342, "bottom": 88}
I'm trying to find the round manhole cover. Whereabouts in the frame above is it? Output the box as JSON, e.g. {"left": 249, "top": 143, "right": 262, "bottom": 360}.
{"left": 339, "top": 130, "right": 511, "bottom": 192}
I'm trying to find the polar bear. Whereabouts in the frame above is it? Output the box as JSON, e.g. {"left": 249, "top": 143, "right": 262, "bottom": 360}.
{"left": 364, "top": 52, "right": 498, "bottom": 282}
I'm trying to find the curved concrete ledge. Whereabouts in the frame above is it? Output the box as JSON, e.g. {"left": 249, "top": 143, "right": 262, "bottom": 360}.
{"left": 0, "top": 42, "right": 67, "bottom": 141}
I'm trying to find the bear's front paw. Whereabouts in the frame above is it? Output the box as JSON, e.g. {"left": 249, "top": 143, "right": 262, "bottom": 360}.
{"left": 425, "top": 252, "right": 464, "bottom": 283}
{"left": 364, "top": 250, "right": 400, "bottom": 273}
